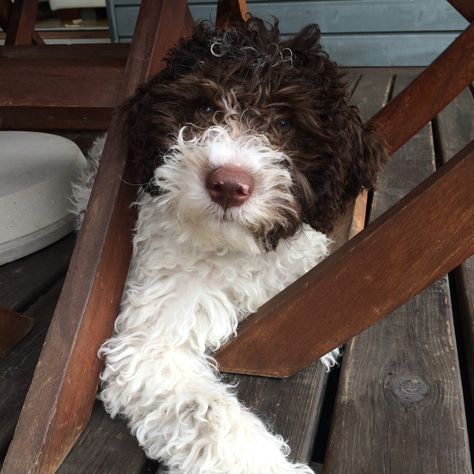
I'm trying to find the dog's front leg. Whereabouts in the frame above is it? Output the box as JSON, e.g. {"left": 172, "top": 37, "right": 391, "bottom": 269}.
{"left": 100, "top": 330, "right": 314, "bottom": 474}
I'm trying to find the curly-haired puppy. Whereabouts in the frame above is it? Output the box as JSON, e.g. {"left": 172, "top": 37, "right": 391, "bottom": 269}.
{"left": 80, "top": 18, "right": 385, "bottom": 474}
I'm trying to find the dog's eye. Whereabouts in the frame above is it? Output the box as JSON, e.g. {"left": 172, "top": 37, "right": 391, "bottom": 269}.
{"left": 201, "top": 104, "right": 215, "bottom": 114}
{"left": 276, "top": 118, "right": 292, "bottom": 131}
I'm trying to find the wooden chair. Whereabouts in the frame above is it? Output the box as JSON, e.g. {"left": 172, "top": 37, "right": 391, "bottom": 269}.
{"left": 1, "top": 0, "right": 472, "bottom": 472}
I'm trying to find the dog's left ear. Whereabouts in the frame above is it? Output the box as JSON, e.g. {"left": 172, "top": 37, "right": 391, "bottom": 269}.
{"left": 295, "top": 103, "right": 387, "bottom": 234}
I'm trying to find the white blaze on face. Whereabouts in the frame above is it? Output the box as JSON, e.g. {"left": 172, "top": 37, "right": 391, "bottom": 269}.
{"left": 153, "top": 126, "right": 298, "bottom": 252}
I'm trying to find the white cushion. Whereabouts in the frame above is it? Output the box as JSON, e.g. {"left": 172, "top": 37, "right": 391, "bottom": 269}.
{"left": 49, "top": 0, "right": 106, "bottom": 10}
{"left": 0, "top": 132, "right": 86, "bottom": 265}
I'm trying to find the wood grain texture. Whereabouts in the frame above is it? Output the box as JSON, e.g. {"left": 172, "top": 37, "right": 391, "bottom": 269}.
{"left": 1, "top": 1, "right": 188, "bottom": 472}
{"left": 370, "top": 22, "right": 474, "bottom": 155}
{"left": 214, "top": 26, "right": 474, "bottom": 377}
{"left": 0, "top": 44, "right": 129, "bottom": 62}
{"left": 4, "top": 0, "right": 39, "bottom": 45}
{"left": 0, "top": 45, "right": 128, "bottom": 131}
{"left": 324, "top": 73, "right": 472, "bottom": 474}
{"left": 57, "top": 402, "right": 148, "bottom": 474}
{"left": 0, "top": 235, "right": 75, "bottom": 312}
{"left": 0, "top": 61, "right": 123, "bottom": 131}
{"left": 435, "top": 85, "right": 474, "bottom": 404}
{"left": 0, "top": 281, "right": 63, "bottom": 463}
{"left": 228, "top": 362, "right": 328, "bottom": 464}
{"left": 215, "top": 140, "right": 474, "bottom": 377}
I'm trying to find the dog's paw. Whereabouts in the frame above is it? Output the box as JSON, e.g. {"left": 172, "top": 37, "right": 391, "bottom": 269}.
{"left": 319, "top": 347, "right": 341, "bottom": 371}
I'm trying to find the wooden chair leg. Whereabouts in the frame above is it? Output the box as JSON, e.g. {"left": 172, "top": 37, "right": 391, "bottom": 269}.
{"left": 371, "top": 22, "right": 474, "bottom": 155}
{"left": 4, "top": 0, "right": 43, "bottom": 45}
{"left": 215, "top": 17, "right": 474, "bottom": 377}
{"left": 216, "top": 141, "right": 474, "bottom": 377}
{"left": 1, "top": 1, "right": 191, "bottom": 472}
{"left": 216, "top": 0, "right": 248, "bottom": 27}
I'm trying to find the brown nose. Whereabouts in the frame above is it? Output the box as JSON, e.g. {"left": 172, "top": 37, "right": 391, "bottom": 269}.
{"left": 205, "top": 166, "right": 254, "bottom": 209}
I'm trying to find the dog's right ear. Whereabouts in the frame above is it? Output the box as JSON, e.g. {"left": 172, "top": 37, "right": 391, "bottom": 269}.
{"left": 120, "top": 24, "right": 215, "bottom": 193}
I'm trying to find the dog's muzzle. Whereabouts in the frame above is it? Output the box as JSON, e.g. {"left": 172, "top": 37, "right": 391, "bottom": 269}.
{"left": 205, "top": 166, "right": 254, "bottom": 210}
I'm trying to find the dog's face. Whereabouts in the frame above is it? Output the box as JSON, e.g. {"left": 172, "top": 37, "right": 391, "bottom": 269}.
{"left": 123, "top": 19, "right": 386, "bottom": 251}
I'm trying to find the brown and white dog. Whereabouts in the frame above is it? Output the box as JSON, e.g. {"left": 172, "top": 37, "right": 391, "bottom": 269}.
{"left": 75, "top": 18, "right": 385, "bottom": 474}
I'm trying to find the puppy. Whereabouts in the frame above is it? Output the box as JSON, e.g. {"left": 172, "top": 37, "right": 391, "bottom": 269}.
{"left": 82, "top": 18, "right": 385, "bottom": 474}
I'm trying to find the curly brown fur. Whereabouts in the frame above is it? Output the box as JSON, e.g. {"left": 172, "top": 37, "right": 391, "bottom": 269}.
{"left": 122, "top": 18, "right": 386, "bottom": 244}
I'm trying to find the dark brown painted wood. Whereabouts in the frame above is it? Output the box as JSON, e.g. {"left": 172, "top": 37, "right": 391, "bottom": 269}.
{"left": 435, "top": 85, "right": 474, "bottom": 403}
{"left": 0, "top": 108, "right": 113, "bottom": 131}
{"left": 324, "top": 74, "right": 472, "bottom": 474}
{"left": 0, "top": 61, "right": 124, "bottom": 131}
{"left": 370, "top": 22, "right": 474, "bottom": 156}
{"left": 215, "top": 140, "right": 474, "bottom": 377}
{"left": 0, "top": 45, "right": 128, "bottom": 131}
{"left": 1, "top": 1, "right": 189, "bottom": 472}
{"left": 0, "top": 44, "right": 129, "bottom": 62}
{"left": 4, "top": 0, "right": 40, "bottom": 45}
{"left": 447, "top": 0, "right": 474, "bottom": 21}
{"left": 216, "top": 0, "right": 248, "bottom": 27}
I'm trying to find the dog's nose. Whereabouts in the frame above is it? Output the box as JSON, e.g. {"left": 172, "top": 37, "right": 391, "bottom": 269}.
{"left": 205, "top": 166, "right": 254, "bottom": 209}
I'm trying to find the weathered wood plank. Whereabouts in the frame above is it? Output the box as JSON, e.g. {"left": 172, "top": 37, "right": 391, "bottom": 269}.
{"left": 370, "top": 22, "right": 474, "bottom": 155}
{"left": 0, "top": 45, "right": 128, "bottom": 131}
{"left": 1, "top": 1, "right": 190, "bottom": 472}
{"left": 324, "top": 73, "right": 472, "bottom": 474}
{"left": 215, "top": 138, "right": 474, "bottom": 376}
{"left": 0, "top": 281, "right": 63, "bottom": 463}
{"left": 57, "top": 402, "right": 148, "bottom": 474}
{"left": 435, "top": 86, "right": 474, "bottom": 404}
{"left": 115, "top": 1, "right": 466, "bottom": 36}
{"left": 0, "top": 235, "right": 75, "bottom": 312}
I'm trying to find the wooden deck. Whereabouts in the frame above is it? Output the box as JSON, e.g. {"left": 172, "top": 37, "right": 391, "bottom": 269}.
{"left": 0, "top": 68, "right": 473, "bottom": 473}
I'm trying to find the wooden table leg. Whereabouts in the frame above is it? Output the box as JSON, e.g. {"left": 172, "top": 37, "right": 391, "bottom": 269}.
{"left": 1, "top": 1, "right": 189, "bottom": 472}
{"left": 215, "top": 141, "right": 474, "bottom": 377}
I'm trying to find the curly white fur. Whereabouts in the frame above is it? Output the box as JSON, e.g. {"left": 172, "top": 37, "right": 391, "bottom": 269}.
{"left": 73, "top": 127, "right": 339, "bottom": 474}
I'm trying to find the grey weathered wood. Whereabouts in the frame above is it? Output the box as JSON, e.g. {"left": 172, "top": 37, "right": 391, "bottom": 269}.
{"left": 0, "top": 235, "right": 75, "bottom": 312}
{"left": 0, "top": 238, "right": 75, "bottom": 461}
{"left": 0, "top": 281, "right": 63, "bottom": 461}
{"left": 112, "top": 0, "right": 466, "bottom": 33}
{"left": 324, "top": 74, "right": 472, "bottom": 474}
{"left": 109, "top": 0, "right": 465, "bottom": 66}
{"left": 435, "top": 86, "right": 474, "bottom": 404}
{"left": 58, "top": 402, "right": 148, "bottom": 474}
